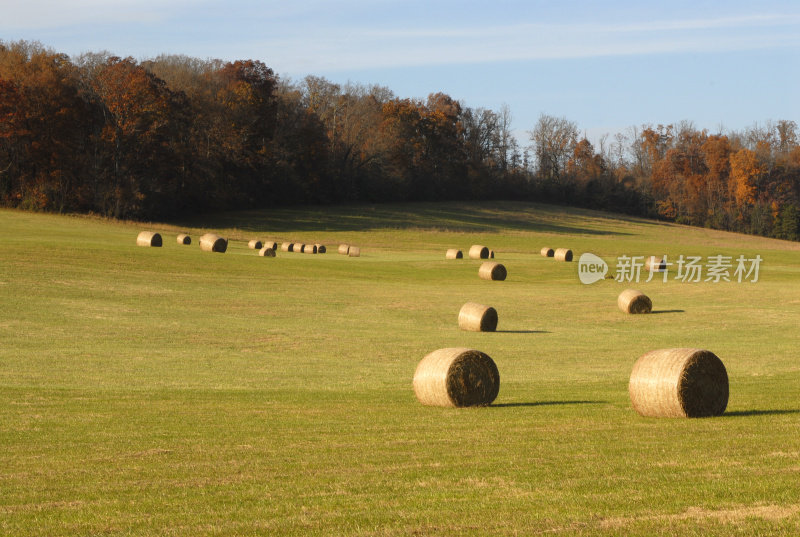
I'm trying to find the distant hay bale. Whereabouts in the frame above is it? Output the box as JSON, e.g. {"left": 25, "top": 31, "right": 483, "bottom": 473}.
{"left": 294, "top": 243, "right": 305, "bottom": 253}
{"left": 281, "top": 242, "right": 293, "bottom": 252}
{"left": 176, "top": 234, "right": 191, "bottom": 245}
{"left": 458, "top": 302, "right": 498, "bottom": 332}
{"left": 338, "top": 244, "right": 350, "bottom": 255}
{"left": 258, "top": 246, "right": 276, "bottom": 257}
{"left": 199, "top": 233, "right": 227, "bottom": 253}
{"left": 540, "top": 247, "right": 554, "bottom": 257}
{"left": 413, "top": 348, "right": 500, "bottom": 407}
{"left": 349, "top": 246, "right": 361, "bottom": 257}
{"left": 554, "top": 248, "right": 573, "bottom": 262}
{"left": 302, "top": 244, "right": 317, "bottom": 254}
{"left": 136, "top": 231, "right": 162, "bottom": 247}
{"left": 316, "top": 244, "right": 326, "bottom": 254}
{"left": 478, "top": 261, "right": 506, "bottom": 281}
{"left": 645, "top": 256, "right": 667, "bottom": 272}
{"left": 618, "top": 289, "right": 652, "bottom": 314}
{"left": 263, "top": 241, "right": 278, "bottom": 251}
{"left": 445, "top": 249, "right": 463, "bottom": 259}
{"left": 469, "top": 245, "right": 490, "bottom": 259}
{"left": 629, "top": 348, "right": 729, "bottom": 418}
{"left": 489, "top": 250, "right": 495, "bottom": 259}
{"left": 248, "top": 239, "right": 263, "bottom": 250}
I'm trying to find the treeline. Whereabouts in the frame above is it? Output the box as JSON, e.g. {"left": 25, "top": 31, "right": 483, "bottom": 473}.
{"left": 1, "top": 41, "right": 799, "bottom": 240}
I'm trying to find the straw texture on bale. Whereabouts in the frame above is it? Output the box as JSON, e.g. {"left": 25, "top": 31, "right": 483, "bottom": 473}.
{"left": 554, "top": 248, "right": 573, "bottom": 262}
{"left": 478, "top": 262, "right": 506, "bottom": 281}
{"left": 176, "top": 234, "right": 191, "bottom": 245}
{"left": 258, "top": 246, "right": 276, "bottom": 257}
{"left": 540, "top": 247, "right": 554, "bottom": 257}
{"left": 413, "top": 348, "right": 500, "bottom": 407}
{"left": 248, "top": 239, "right": 262, "bottom": 250}
{"left": 458, "top": 302, "right": 498, "bottom": 332}
{"left": 445, "top": 249, "right": 463, "bottom": 259}
{"left": 349, "top": 246, "right": 361, "bottom": 257}
{"left": 136, "top": 231, "right": 162, "bottom": 247}
{"left": 302, "top": 244, "right": 317, "bottom": 254}
{"left": 281, "top": 242, "right": 293, "bottom": 252}
{"left": 199, "top": 233, "right": 227, "bottom": 253}
{"left": 469, "top": 245, "right": 490, "bottom": 259}
{"left": 338, "top": 244, "right": 350, "bottom": 255}
{"left": 645, "top": 256, "right": 667, "bottom": 272}
{"left": 618, "top": 289, "right": 652, "bottom": 314}
{"left": 316, "top": 244, "right": 326, "bottom": 254}
{"left": 629, "top": 348, "right": 728, "bottom": 418}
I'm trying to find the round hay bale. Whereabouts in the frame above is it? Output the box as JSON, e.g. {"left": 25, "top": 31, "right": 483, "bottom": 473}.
{"left": 176, "top": 234, "right": 191, "bottom": 245}
{"left": 458, "top": 302, "right": 498, "bottom": 332}
{"left": 413, "top": 348, "right": 500, "bottom": 407}
{"left": 316, "top": 244, "right": 326, "bottom": 254}
{"left": 302, "top": 244, "right": 317, "bottom": 254}
{"left": 281, "top": 242, "right": 293, "bottom": 252}
{"left": 136, "top": 231, "right": 162, "bottom": 247}
{"left": 248, "top": 239, "right": 263, "bottom": 250}
{"left": 645, "top": 256, "right": 667, "bottom": 272}
{"left": 489, "top": 250, "right": 495, "bottom": 259}
{"left": 478, "top": 262, "right": 506, "bottom": 281}
{"left": 469, "top": 245, "right": 490, "bottom": 259}
{"left": 540, "top": 247, "right": 554, "bottom": 257}
{"left": 294, "top": 243, "right": 305, "bottom": 253}
{"left": 259, "top": 246, "right": 276, "bottom": 257}
{"left": 554, "top": 248, "right": 573, "bottom": 262}
{"left": 629, "top": 348, "right": 728, "bottom": 418}
{"left": 263, "top": 241, "right": 277, "bottom": 251}
{"left": 199, "top": 233, "right": 227, "bottom": 253}
{"left": 445, "top": 248, "right": 463, "bottom": 259}
{"left": 348, "top": 246, "right": 361, "bottom": 257}
{"left": 618, "top": 289, "right": 652, "bottom": 314}
{"left": 338, "top": 244, "right": 350, "bottom": 255}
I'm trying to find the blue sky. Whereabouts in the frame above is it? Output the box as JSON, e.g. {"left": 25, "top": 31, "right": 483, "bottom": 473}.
{"left": 2, "top": 0, "right": 799, "bottom": 146}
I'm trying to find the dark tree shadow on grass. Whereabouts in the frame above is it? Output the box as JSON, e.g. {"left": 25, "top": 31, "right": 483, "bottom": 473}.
{"left": 492, "top": 400, "right": 606, "bottom": 408}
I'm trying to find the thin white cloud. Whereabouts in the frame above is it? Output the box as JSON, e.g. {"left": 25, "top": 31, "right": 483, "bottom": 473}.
{"left": 0, "top": 0, "right": 208, "bottom": 29}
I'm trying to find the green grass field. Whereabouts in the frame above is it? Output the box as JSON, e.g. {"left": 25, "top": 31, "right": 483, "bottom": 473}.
{"left": 2, "top": 201, "right": 800, "bottom": 536}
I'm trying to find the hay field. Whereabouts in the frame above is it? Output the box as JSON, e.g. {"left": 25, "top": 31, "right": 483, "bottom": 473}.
{"left": 2, "top": 201, "right": 800, "bottom": 536}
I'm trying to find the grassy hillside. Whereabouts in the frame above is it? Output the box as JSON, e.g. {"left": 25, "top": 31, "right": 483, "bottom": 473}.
{"left": 2, "top": 201, "right": 800, "bottom": 536}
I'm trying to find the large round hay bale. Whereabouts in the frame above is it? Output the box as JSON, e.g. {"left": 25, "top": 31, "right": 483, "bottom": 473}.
{"left": 294, "top": 243, "right": 305, "bottom": 253}
{"left": 478, "top": 262, "right": 506, "bottom": 281}
{"left": 176, "top": 234, "right": 191, "bottom": 245}
{"left": 248, "top": 239, "right": 263, "bottom": 250}
{"left": 645, "top": 256, "right": 667, "bottom": 272}
{"left": 136, "top": 231, "right": 162, "bottom": 247}
{"left": 316, "top": 244, "right": 326, "bottom": 254}
{"left": 281, "top": 242, "right": 293, "bottom": 252}
{"left": 302, "top": 244, "right": 317, "bottom": 254}
{"left": 554, "top": 248, "right": 573, "bottom": 262}
{"left": 349, "top": 246, "right": 361, "bottom": 257}
{"left": 540, "top": 247, "right": 554, "bottom": 257}
{"left": 469, "top": 245, "right": 490, "bottom": 259}
{"left": 445, "top": 249, "right": 463, "bottom": 259}
{"left": 259, "top": 246, "right": 276, "bottom": 257}
{"left": 199, "top": 233, "right": 227, "bottom": 253}
{"left": 264, "top": 241, "right": 278, "bottom": 251}
{"left": 413, "top": 348, "right": 500, "bottom": 407}
{"left": 338, "top": 244, "right": 350, "bottom": 255}
{"left": 458, "top": 302, "right": 498, "bottom": 332}
{"left": 629, "top": 348, "right": 728, "bottom": 418}
{"left": 618, "top": 289, "right": 652, "bottom": 314}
